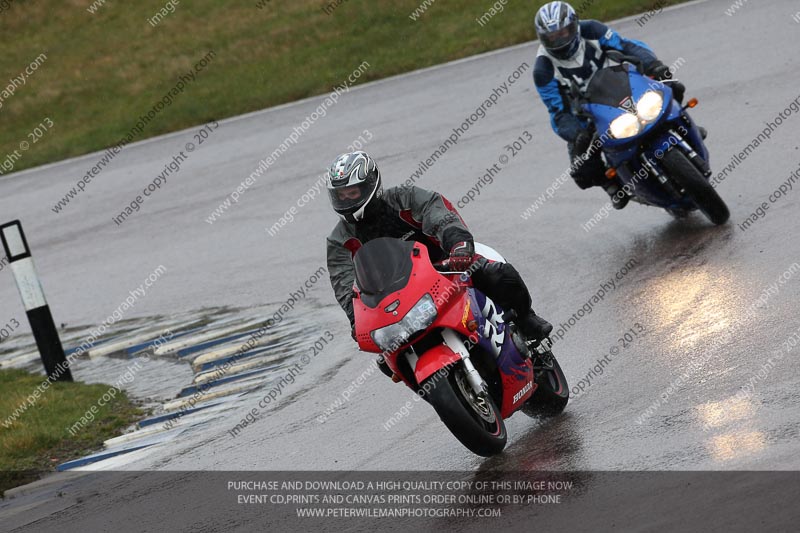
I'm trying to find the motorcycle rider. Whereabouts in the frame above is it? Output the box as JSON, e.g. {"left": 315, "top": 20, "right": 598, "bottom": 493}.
{"left": 325, "top": 151, "right": 553, "bottom": 377}
{"left": 533, "top": 1, "right": 687, "bottom": 209}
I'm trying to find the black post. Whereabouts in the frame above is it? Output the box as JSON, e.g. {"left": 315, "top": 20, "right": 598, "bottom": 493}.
{"left": 0, "top": 220, "right": 72, "bottom": 382}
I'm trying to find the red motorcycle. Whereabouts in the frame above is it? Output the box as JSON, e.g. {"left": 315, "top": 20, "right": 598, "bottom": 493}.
{"left": 353, "top": 237, "right": 569, "bottom": 456}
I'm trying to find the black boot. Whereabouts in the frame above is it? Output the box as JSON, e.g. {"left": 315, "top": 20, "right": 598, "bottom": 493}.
{"left": 604, "top": 182, "right": 630, "bottom": 210}
{"left": 517, "top": 311, "right": 553, "bottom": 342}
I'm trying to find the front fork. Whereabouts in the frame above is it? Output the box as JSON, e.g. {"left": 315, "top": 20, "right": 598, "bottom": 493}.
{"left": 439, "top": 328, "right": 552, "bottom": 395}
{"left": 441, "top": 328, "right": 486, "bottom": 396}
{"left": 635, "top": 123, "right": 711, "bottom": 200}
{"left": 662, "top": 126, "right": 711, "bottom": 177}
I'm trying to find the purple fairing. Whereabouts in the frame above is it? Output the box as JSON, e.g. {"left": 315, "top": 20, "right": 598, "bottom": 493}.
{"left": 469, "top": 288, "right": 530, "bottom": 382}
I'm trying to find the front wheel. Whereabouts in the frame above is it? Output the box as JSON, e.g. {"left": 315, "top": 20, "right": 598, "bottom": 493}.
{"left": 661, "top": 149, "right": 729, "bottom": 225}
{"left": 423, "top": 362, "right": 507, "bottom": 457}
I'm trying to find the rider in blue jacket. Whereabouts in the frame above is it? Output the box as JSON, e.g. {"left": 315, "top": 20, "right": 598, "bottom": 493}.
{"left": 533, "top": 1, "right": 686, "bottom": 209}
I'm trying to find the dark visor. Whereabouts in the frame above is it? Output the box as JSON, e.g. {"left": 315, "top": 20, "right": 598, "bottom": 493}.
{"left": 329, "top": 182, "right": 370, "bottom": 213}
{"left": 541, "top": 21, "right": 578, "bottom": 51}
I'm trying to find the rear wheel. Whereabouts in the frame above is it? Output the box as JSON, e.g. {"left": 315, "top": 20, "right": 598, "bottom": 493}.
{"left": 423, "top": 363, "right": 507, "bottom": 457}
{"left": 524, "top": 350, "right": 569, "bottom": 417}
{"left": 661, "top": 149, "right": 729, "bottom": 225}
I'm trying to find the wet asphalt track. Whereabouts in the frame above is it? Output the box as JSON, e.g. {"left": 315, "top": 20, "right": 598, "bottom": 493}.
{"left": 1, "top": 0, "right": 800, "bottom": 530}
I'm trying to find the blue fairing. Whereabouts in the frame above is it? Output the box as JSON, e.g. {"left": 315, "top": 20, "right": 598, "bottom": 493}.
{"left": 583, "top": 73, "right": 673, "bottom": 151}
{"left": 581, "top": 65, "right": 712, "bottom": 210}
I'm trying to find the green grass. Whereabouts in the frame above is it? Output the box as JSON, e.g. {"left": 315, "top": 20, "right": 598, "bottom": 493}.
{"left": 0, "top": 369, "right": 143, "bottom": 496}
{"left": 0, "top": 0, "right": 686, "bottom": 173}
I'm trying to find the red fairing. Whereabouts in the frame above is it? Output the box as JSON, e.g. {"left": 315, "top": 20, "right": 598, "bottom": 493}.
{"left": 500, "top": 363, "right": 537, "bottom": 418}
{"left": 352, "top": 240, "right": 535, "bottom": 423}
{"left": 353, "top": 244, "right": 470, "bottom": 354}
{"left": 414, "top": 343, "right": 461, "bottom": 384}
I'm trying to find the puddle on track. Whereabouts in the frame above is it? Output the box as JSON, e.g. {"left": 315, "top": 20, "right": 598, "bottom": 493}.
{"left": 0, "top": 304, "right": 321, "bottom": 414}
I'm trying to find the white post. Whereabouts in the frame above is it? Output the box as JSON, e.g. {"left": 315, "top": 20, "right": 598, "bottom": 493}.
{"left": 0, "top": 220, "right": 72, "bottom": 381}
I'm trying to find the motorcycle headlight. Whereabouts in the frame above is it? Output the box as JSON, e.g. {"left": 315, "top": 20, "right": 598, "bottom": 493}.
{"left": 609, "top": 113, "right": 641, "bottom": 139}
{"left": 371, "top": 294, "right": 438, "bottom": 352}
{"left": 636, "top": 91, "right": 664, "bottom": 122}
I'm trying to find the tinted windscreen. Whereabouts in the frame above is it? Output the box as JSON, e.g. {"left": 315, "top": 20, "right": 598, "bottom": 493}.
{"left": 586, "top": 65, "right": 632, "bottom": 108}
{"left": 354, "top": 238, "right": 415, "bottom": 307}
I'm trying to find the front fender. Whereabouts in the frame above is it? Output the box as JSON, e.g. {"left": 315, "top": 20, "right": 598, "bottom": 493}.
{"left": 414, "top": 344, "right": 461, "bottom": 384}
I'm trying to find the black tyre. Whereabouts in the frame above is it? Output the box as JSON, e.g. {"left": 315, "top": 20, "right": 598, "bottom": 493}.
{"left": 661, "top": 149, "right": 730, "bottom": 225}
{"left": 422, "top": 363, "right": 507, "bottom": 457}
{"left": 524, "top": 352, "right": 569, "bottom": 417}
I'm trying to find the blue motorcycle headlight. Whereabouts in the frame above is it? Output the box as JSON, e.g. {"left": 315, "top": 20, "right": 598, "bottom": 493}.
{"left": 609, "top": 113, "right": 641, "bottom": 139}
{"left": 636, "top": 91, "right": 664, "bottom": 122}
{"left": 371, "top": 294, "right": 437, "bottom": 352}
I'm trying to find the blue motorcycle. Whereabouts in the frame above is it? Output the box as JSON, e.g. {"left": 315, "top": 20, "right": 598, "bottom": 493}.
{"left": 572, "top": 51, "right": 729, "bottom": 225}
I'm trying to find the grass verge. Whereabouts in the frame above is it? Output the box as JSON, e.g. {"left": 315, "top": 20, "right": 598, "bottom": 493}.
{"left": 0, "top": 368, "right": 143, "bottom": 497}
{"left": 0, "top": 0, "right": 687, "bottom": 174}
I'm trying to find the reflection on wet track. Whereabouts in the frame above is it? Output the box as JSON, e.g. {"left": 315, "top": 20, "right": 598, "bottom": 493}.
{"left": 1, "top": 2, "right": 800, "bottom": 529}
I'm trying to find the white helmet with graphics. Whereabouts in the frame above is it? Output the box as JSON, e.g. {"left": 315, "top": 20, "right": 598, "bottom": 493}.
{"left": 326, "top": 151, "right": 383, "bottom": 223}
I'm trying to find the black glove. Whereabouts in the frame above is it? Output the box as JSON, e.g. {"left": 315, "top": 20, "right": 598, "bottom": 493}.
{"left": 647, "top": 60, "right": 672, "bottom": 81}
{"left": 448, "top": 241, "right": 476, "bottom": 272}
{"left": 647, "top": 61, "right": 686, "bottom": 103}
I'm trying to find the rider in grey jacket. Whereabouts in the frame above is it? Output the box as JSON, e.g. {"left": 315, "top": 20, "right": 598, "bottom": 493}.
{"left": 325, "top": 152, "right": 553, "bottom": 372}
